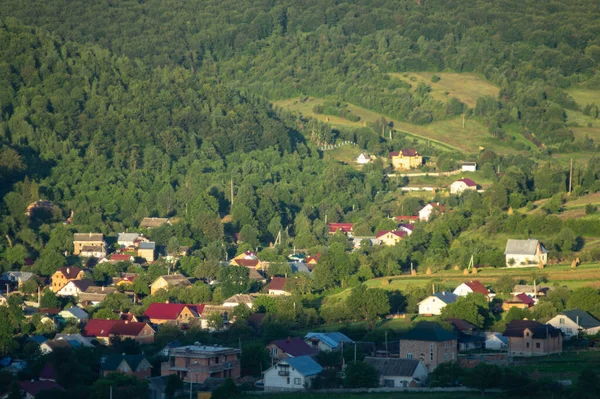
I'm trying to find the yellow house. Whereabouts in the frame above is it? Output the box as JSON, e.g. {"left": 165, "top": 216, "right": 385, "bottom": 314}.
{"left": 376, "top": 230, "right": 407, "bottom": 246}
{"left": 138, "top": 241, "right": 156, "bottom": 262}
{"left": 51, "top": 267, "right": 86, "bottom": 293}
{"left": 389, "top": 149, "right": 422, "bottom": 171}
{"left": 150, "top": 274, "right": 191, "bottom": 295}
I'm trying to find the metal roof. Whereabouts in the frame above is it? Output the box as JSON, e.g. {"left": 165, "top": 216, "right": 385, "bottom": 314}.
{"left": 304, "top": 332, "right": 353, "bottom": 349}
{"left": 284, "top": 356, "right": 323, "bottom": 377}
{"left": 504, "top": 239, "right": 546, "bottom": 255}
{"left": 559, "top": 309, "right": 600, "bottom": 329}
{"left": 364, "top": 357, "right": 421, "bottom": 377}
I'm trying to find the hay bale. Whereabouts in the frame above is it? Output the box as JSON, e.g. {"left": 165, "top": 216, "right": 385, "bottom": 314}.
{"left": 471, "top": 267, "right": 478, "bottom": 274}
{"left": 538, "top": 261, "right": 544, "bottom": 269}
{"left": 463, "top": 268, "right": 469, "bottom": 275}
{"left": 507, "top": 207, "right": 513, "bottom": 215}
{"left": 411, "top": 269, "right": 417, "bottom": 276}
{"left": 426, "top": 267, "right": 432, "bottom": 275}
{"left": 571, "top": 260, "right": 577, "bottom": 269}
{"left": 453, "top": 265, "right": 460, "bottom": 271}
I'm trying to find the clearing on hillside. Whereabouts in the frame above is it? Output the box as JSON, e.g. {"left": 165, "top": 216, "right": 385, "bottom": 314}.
{"left": 273, "top": 97, "right": 522, "bottom": 154}
{"left": 390, "top": 72, "right": 500, "bottom": 108}
{"left": 567, "top": 88, "right": 600, "bottom": 108}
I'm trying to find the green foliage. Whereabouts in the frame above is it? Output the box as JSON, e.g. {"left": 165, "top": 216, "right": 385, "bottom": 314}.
{"left": 347, "top": 285, "right": 390, "bottom": 330}
{"left": 211, "top": 379, "right": 241, "bottom": 399}
{"left": 240, "top": 344, "right": 270, "bottom": 377}
{"left": 343, "top": 361, "right": 379, "bottom": 388}
{"left": 218, "top": 266, "right": 251, "bottom": 298}
{"left": 464, "top": 363, "right": 502, "bottom": 393}
{"left": 567, "top": 287, "right": 600, "bottom": 318}
{"left": 440, "top": 293, "right": 492, "bottom": 328}
{"left": 91, "top": 373, "right": 148, "bottom": 399}
{"left": 39, "top": 289, "right": 59, "bottom": 309}
{"left": 429, "top": 361, "right": 463, "bottom": 387}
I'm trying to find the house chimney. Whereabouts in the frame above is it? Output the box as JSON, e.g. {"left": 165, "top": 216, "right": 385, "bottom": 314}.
{"left": 102, "top": 286, "right": 105, "bottom": 292}
{"left": 66, "top": 267, "right": 70, "bottom": 275}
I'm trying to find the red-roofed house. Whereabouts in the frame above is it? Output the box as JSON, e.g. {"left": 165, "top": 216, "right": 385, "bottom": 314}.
{"left": 229, "top": 258, "right": 261, "bottom": 268}
{"left": 233, "top": 251, "right": 258, "bottom": 260}
{"left": 116, "top": 274, "right": 138, "bottom": 287}
{"left": 266, "top": 337, "right": 319, "bottom": 362}
{"left": 328, "top": 223, "right": 354, "bottom": 234}
{"left": 376, "top": 230, "right": 407, "bottom": 246}
{"left": 19, "top": 381, "right": 64, "bottom": 398}
{"left": 305, "top": 253, "right": 320, "bottom": 265}
{"left": 399, "top": 224, "right": 414, "bottom": 235}
{"left": 268, "top": 277, "right": 290, "bottom": 296}
{"left": 389, "top": 149, "right": 422, "bottom": 170}
{"left": 502, "top": 293, "right": 535, "bottom": 311}
{"left": 82, "top": 319, "right": 154, "bottom": 345}
{"left": 394, "top": 215, "right": 419, "bottom": 223}
{"left": 143, "top": 303, "right": 205, "bottom": 325}
{"left": 418, "top": 203, "right": 446, "bottom": 222}
{"left": 110, "top": 254, "right": 135, "bottom": 263}
{"left": 454, "top": 281, "right": 495, "bottom": 302}
{"left": 450, "top": 178, "right": 478, "bottom": 195}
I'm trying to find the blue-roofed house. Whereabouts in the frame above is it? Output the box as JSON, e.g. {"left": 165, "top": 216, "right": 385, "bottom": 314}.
{"left": 417, "top": 292, "right": 458, "bottom": 316}
{"left": 28, "top": 335, "right": 48, "bottom": 345}
{"left": 263, "top": 355, "right": 323, "bottom": 392}
{"left": 304, "top": 332, "right": 353, "bottom": 352}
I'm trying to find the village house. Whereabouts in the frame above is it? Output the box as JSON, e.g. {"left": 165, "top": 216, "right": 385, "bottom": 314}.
{"left": 53, "top": 333, "right": 94, "bottom": 348}
{"left": 398, "top": 322, "right": 457, "bottom": 371}
{"left": 327, "top": 223, "right": 354, "bottom": 235}
{"left": 40, "top": 339, "right": 72, "bottom": 354}
{"left": 485, "top": 332, "right": 508, "bottom": 351}
{"left": 1, "top": 271, "right": 35, "bottom": 288}
{"left": 150, "top": 274, "right": 191, "bottom": 295}
{"left": 450, "top": 178, "right": 478, "bottom": 195}
{"left": 461, "top": 162, "right": 477, "bottom": 172}
{"left": 188, "top": 305, "right": 231, "bottom": 330}
{"left": 547, "top": 309, "right": 600, "bottom": 339}
{"left": 453, "top": 280, "right": 495, "bottom": 302}
{"left": 138, "top": 241, "right": 156, "bottom": 262}
{"left": 503, "top": 320, "right": 562, "bottom": 357}
{"left": 305, "top": 254, "right": 320, "bottom": 266}
{"left": 304, "top": 332, "right": 353, "bottom": 352}
{"left": 445, "top": 319, "right": 484, "bottom": 351}
{"left": 268, "top": 277, "right": 290, "bottom": 296}
{"left": 418, "top": 203, "right": 445, "bottom": 222}
{"left": 51, "top": 267, "right": 86, "bottom": 293}
{"left": 222, "top": 294, "right": 254, "bottom": 308}
{"left": 398, "top": 224, "right": 414, "bottom": 236}
{"left": 80, "top": 245, "right": 107, "bottom": 259}
{"left": 356, "top": 153, "right": 373, "bottom": 164}
{"left": 418, "top": 292, "right": 458, "bottom": 316}
{"left": 19, "top": 380, "right": 64, "bottom": 398}
{"left": 140, "top": 217, "right": 170, "bottom": 229}
{"left": 55, "top": 279, "right": 94, "bottom": 297}
{"left": 143, "top": 303, "right": 204, "bottom": 325}
{"left": 263, "top": 355, "right": 323, "bottom": 392}
{"left": 101, "top": 354, "right": 152, "bottom": 380}
{"left": 229, "top": 257, "right": 262, "bottom": 268}
{"left": 376, "top": 230, "right": 407, "bottom": 246}
{"left": 161, "top": 344, "right": 241, "bottom": 383}
{"left": 502, "top": 293, "right": 535, "bottom": 311}
{"left": 109, "top": 253, "right": 135, "bottom": 263}
{"left": 78, "top": 286, "right": 117, "bottom": 306}
{"left": 504, "top": 239, "right": 548, "bottom": 267}
{"left": 511, "top": 284, "right": 551, "bottom": 298}
{"left": 73, "top": 233, "right": 106, "bottom": 257}
{"left": 117, "top": 232, "right": 141, "bottom": 247}
{"left": 364, "top": 357, "right": 428, "bottom": 388}
{"left": 266, "top": 338, "right": 319, "bottom": 362}
{"left": 389, "top": 149, "right": 423, "bottom": 171}
{"left": 58, "top": 307, "right": 89, "bottom": 324}
{"left": 82, "top": 319, "right": 155, "bottom": 345}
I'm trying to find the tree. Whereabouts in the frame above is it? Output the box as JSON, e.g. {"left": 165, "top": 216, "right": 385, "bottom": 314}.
{"left": 440, "top": 294, "right": 492, "bottom": 328}
{"left": 207, "top": 312, "right": 224, "bottom": 330}
{"left": 91, "top": 373, "right": 148, "bottom": 399}
{"left": 194, "top": 259, "right": 220, "bottom": 281}
{"left": 211, "top": 379, "right": 240, "bottom": 399}
{"left": 464, "top": 363, "right": 502, "bottom": 393}
{"left": 39, "top": 289, "right": 59, "bottom": 309}
{"left": 165, "top": 374, "right": 183, "bottom": 399}
{"left": 240, "top": 344, "right": 270, "bottom": 377}
{"left": 218, "top": 266, "right": 251, "bottom": 298}
{"left": 232, "top": 303, "right": 252, "bottom": 321}
{"left": 343, "top": 361, "right": 378, "bottom": 388}
{"left": 567, "top": 287, "right": 600, "bottom": 317}
{"left": 93, "top": 308, "right": 119, "bottom": 320}
{"left": 573, "top": 369, "right": 600, "bottom": 399}
{"left": 494, "top": 275, "right": 516, "bottom": 294}
{"left": 0, "top": 308, "right": 18, "bottom": 355}
{"left": 429, "top": 361, "right": 463, "bottom": 387}
{"left": 347, "top": 285, "right": 390, "bottom": 330}
{"left": 34, "top": 249, "right": 66, "bottom": 276}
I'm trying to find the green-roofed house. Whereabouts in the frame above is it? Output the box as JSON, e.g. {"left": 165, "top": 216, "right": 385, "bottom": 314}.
{"left": 398, "top": 322, "right": 457, "bottom": 371}
{"left": 547, "top": 309, "right": 600, "bottom": 339}
{"left": 101, "top": 354, "right": 152, "bottom": 380}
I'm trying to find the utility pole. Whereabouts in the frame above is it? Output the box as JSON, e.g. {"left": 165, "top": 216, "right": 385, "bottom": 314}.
{"left": 230, "top": 179, "right": 234, "bottom": 205}
{"left": 385, "top": 331, "right": 388, "bottom": 355}
{"left": 569, "top": 158, "right": 573, "bottom": 195}
{"left": 462, "top": 114, "right": 466, "bottom": 129}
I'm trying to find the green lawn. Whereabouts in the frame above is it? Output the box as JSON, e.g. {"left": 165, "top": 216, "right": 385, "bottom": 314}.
{"left": 248, "top": 392, "right": 497, "bottom": 399}
{"left": 511, "top": 350, "right": 600, "bottom": 381}
{"left": 567, "top": 89, "right": 600, "bottom": 108}
{"left": 390, "top": 72, "right": 500, "bottom": 108}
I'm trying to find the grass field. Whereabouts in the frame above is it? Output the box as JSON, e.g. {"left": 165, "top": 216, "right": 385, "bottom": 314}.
{"left": 512, "top": 350, "right": 600, "bottom": 382}
{"left": 274, "top": 97, "right": 525, "bottom": 155}
{"left": 567, "top": 89, "right": 600, "bottom": 108}
{"left": 390, "top": 72, "right": 500, "bottom": 108}
{"left": 248, "top": 393, "right": 496, "bottom": 399}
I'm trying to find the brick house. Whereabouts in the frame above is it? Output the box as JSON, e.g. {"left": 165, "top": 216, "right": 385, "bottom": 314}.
{"left": 82, "top": 319, "right": 155, "bottom": 345}
{"left": 101, "top": 354, "right": 152, "bottom": 379}
{"left": 51, "top": 267, "right": 86, "bottom": 293}
{"left": 503, "top": 320, "right": 562, "bottom": 357}
{"left": 398, "top": 322, "right": 457, "bottom": 371}
{"left": 161, "top": 344, "right": 241, "bottom": 383}
{"left": 73, "top": 233, "right": 106, "bottom": 256}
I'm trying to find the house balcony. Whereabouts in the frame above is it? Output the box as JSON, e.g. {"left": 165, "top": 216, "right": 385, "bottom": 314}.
{"left": 278, "top": 370, "right": 289, "bottom": 376}
{"left": 161, "top": 359, "right": 240, "bottom": 374}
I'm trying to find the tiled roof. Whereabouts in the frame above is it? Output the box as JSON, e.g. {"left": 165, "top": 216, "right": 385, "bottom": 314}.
{"left": 445, "top": 318, "right": 478, "bottom": 332}
{"left": 60, "top": 307, "right": 89, "bottom": 320}
{"left": 328, "top": 223, "right": 354, "bottom": 233}
{"left": 153, "top": 274, "right": 190, "bottom": 287}
{"left": 56, "top": 267, "right": 83, "bottom": 279}
{"left": 505, "top": 293, "right": 535, "bottom": 306}
{"left": 503, "top": 320, "right": 561, "bottom": 338}
{"left": 101, "top": 354, "right": 148, "bottom": 372}
{"left": 68, "top": 279, "right": 94, "bottom": 292}
{"left": 84, "top": 286, "right": 116, "bottom": 295}
{"left": 376, "top": 230, "right": 406, "bottom": 239}
{"left": 110, "top": 254, "right": 133, "bottom": 262}
{"left": 463, "top": 281, "right": 491, "bottom": 296}
{"left": 139, "top": 241, "right": 156, "bottom": 250}
{"left": 283, "top": 356, "right": 323, "bottom": 377}
{"left": 19, "top": 381, "right": 64, "bottom": 396}
{"left": 83, "top": 319, "right": 151, "bottom": 337}
{"left": 426, "top": 292, "right": 458, "bottom": 304}
{"left": 234, "top": 258, "right": 259, "bottom": 267}
{"left": 271, "top": 338, "right": 319, "bottom": 357}
{"left": 144, "top": 303, "right": 204, "bottom": 320}
{"left": 457, "top": 178, "right": 477, "bottom": 187}
{"left": 504, "top": 239, "right": 546, "bottom": 255}
{"left": 223, "top": 294, "right": 254, "bottom": 305}
{"left": 140, "top": 217, "right": 169, "bottom": 228}
{"left": 399, "top": 321, "right": 457, "bottom": 342}
{"left": 117, "top": 233, "right": 139, "bottom": 242}
{"left": 39, "top": 363, "right": 58, "bottom": 381}
{"left": 364, "top": 357, "right": 420, "bottom": 377}
{"left": 268, "top": 277, "right": 287, "bottom": 291}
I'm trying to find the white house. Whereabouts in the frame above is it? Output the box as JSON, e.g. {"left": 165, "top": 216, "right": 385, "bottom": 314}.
{"left": 55, "top": 279, "right": 94, "bottom": 297}
{"left": 58, "top": 307, "right": 89, "bottom": 323}
{"left": 117, "top": 232, "right": 140, "bottom": 247}
{"left": 453, "top": 281, "right": 495, "bottom": 302}
{"left": 418, "top": 292, "right": 458, "bottom": 316}
{"left": 450, "top": 178, "right": 478, "bottom": 195}
{"left": 80, "top": 246, "right": 107, "bottom": 259}
{"left": 356, "top": 153, "right": 372, "bottom": 165}
{"left": 263, "top": 355, "right": 323, "bottom": 392}
{"left": 485, "top": 332, "right": 508, "bottom": 351}
{"left": 504, "top": 239, "right": 548, "bottom": 267}
{"left": 364, "top": 357, "right": 428, "bottom": 388}
{"left": 547, "top": 310, "right": 600, "bottom": 339}
{"left": 418, "top": 203, "right": 445, "bottom": 222}
{"left": 222, "top": 294, "right": 254, "bottom": 308}
{"left": 461, "top": 162, "right": 477, "bottom": 172}
{"left": 304, "top": 332, "right": 353, "bottom": 352}
{"left": 398, "top": 224, "right": 414, "bottom": 236}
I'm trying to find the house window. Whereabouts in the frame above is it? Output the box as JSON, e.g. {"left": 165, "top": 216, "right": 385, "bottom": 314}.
{"left": 526, "top": 343, "right": 530, "bottom": 348}
{"left": 271, "top": 347, "right": 277, "bottom": 356}
{"left": 430, "top": 344, "right": 434, "bottom": 361}
{"left": 536, "top": 343, "right": 541, "bottom": 349}
{"left": 287, "top": 377, "right": 290, "bottom": 385}
{"left": 406, "top": 353, "right": 413, "bottom": 360}
{"left": 444, "top": 353, "right": 447, "bottom": 361}
{"left": 526, "top": 332, "right": 530, "bottom": 337}
{"left": 294, "top": 378, "right": 301, "bottom": 385}
{"left": 567, "top": 328, "right": 572, "bottom": 334}
{"left": 559, "top": 318, "right": 565, "bottom": 325}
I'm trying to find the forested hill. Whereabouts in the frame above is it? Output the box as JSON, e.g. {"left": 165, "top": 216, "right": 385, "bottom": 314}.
{"left": 3, "top": 0, "right": 599, "bottom": 146}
